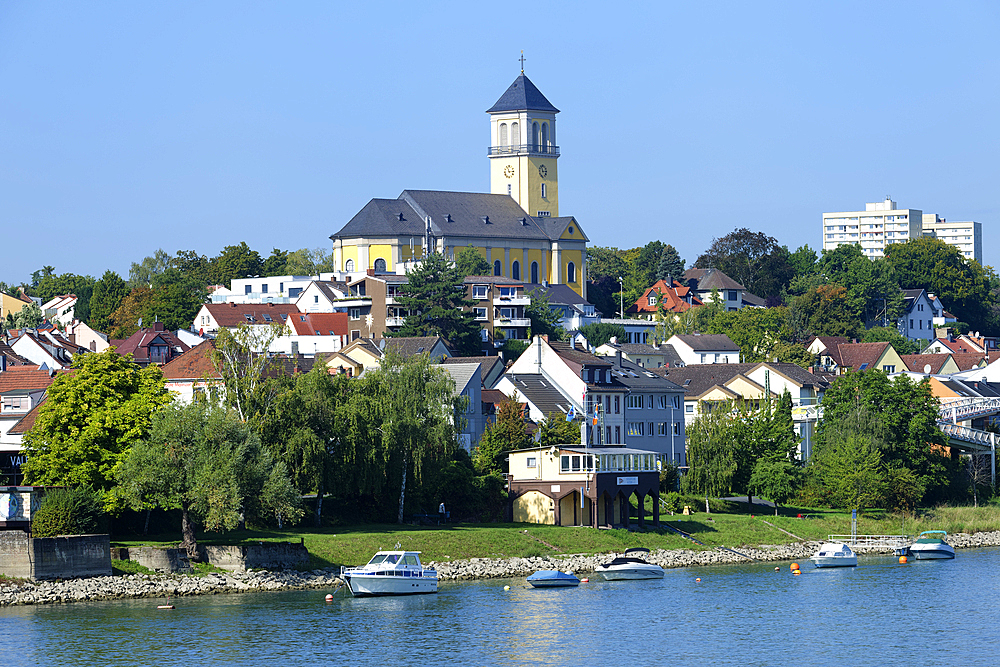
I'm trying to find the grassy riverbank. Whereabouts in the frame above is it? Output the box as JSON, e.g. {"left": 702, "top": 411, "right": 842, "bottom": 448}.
{"left": 112, "top": 503, "right": 1000, "bottom": 569}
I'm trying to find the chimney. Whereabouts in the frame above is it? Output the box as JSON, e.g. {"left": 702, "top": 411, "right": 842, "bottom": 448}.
{"left": 540, "top": 334, "right": 549, "bottom": 343}
{"left": 153, "top": 322, "right": 165, "bottom": 332}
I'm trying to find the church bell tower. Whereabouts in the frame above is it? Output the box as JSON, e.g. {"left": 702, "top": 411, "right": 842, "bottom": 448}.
{"left": 487, "top": 63, "right": 560, "bottom": 218}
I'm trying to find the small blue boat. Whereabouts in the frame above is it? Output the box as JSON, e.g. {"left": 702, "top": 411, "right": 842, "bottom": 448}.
{"left": 526, "top": 570, "right": 580, "bottom": 588}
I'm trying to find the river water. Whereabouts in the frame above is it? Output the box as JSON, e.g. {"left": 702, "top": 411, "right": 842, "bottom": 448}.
{"left": 2, "top": 548, "right": 998, "bottom": 667}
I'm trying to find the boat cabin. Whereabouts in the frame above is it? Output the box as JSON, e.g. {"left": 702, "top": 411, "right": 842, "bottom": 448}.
{"left": 506, "top": 445, "right": 664, "bottom": 529}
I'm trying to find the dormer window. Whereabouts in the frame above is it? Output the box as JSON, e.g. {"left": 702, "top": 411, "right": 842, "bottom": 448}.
{"left": 648, "top": 294, "right": 657, "bottom": 306}
{"left": 1, "top": 396, "right": 29, "bottom": 412}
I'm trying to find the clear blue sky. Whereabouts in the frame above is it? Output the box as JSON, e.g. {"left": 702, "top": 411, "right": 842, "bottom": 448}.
{"left": 2, "top": 1, "right": 998, "bottom": 283}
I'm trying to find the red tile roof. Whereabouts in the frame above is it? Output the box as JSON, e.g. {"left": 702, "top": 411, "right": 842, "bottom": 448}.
{"left": 901, "top": 354, "right": 952, "bottom": 374}
{"left": 203, "top": 303, "right": 300, "bottom": 328}
{"left": 828, "top": 342, "right": 891, "bottom": 371}
{"left": 160, "top": 340, "right": 221, "bottom": 380}
{"left": 113, "top": 323, "right": 190, "bottom": 363}
{"left": 627, "top": 279, "right": 703, "bottom": 315}
{"left": 9, "top": 399, "right": 44, "bottom": 435}
{"left": 0, "top": 365, "right": 56, "bottom": 393}
{"left": 288, "top": 312, "right": 349, "bottom": 336}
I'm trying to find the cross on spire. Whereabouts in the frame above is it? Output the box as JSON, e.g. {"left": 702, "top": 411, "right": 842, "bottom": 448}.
{"left": 519, "top": 51, "right": 525, "bottom": 74}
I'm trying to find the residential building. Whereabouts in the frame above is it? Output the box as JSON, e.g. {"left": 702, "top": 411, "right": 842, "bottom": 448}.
{"left": 384, "top": 336, "right": 452, "bottom": 362}
{"left": 682, "top": 268, "right": 760, "bottom": 311}
{"left": 0, "top": 292, "right": 33, "bottom": 324}
{"left": 10, "top": 330, "right": 86, "bottom": 369}
{"left": 594, "top": 339, "right": 684, "bottom": 369}
{"left": 336, "top": 274, "right": 410, "bottom": 342}
{"left": 607, "top": 352, "right": 686, "bottom": 464}
{"left": 437, "top": 362, "right": 484, "bottom": 451}
{"left": 65, "top": 320, "right": 110, "bottom": 352}
{"left": 626, "top": 279, "right": 702, "bottom": 318}
{"left": 274, "top": 312, "right": 349, "bottom": 356}
{"left": 111, "top": 322, "right": 190, "bottom": 366}
{"left": 160, "top": 340, "right": 222, "bottom": 404}
{"left": 465, "top": 276, "right": 530, "bottom": 352}
{"left": 822, "top": 198, "right": 984, "bottom": 263}
{"left": 922, "top": 214, "right": 982, "bottom": 264}
{"left": 191, "top": 302, "right": 300, "bottom": 339}
{"left": 40, "top": 294, "right": 78, "bottom": 327}
{"left": 442, "top": 355, "right": 505, "bottom": 389}
{"left": 294, "top": 281, "right": 352, "bottom": 313}
{"left": 0, "top": 365, "right": 58, "bottom": 484}
{"left": 825, "top": 341, "right": 906, "bottom": 375}
{"left": 822, "top": 198, "right": 922, "bottom": 258}
{"left": 524, "top": 283, "right": 600, "bottom": 331}
{"left": 330, "top": 73, "right": 589, "bottom": 298}
{"left": 210, "top": 274, "right": 350, "bottom": 304}
{"left": 598, "top": 318, "right": 656, "bottom": 345}
{"left": 657, "top": 361, "right": 828, "bottom": 460}
{"left": 898, "top": 289, "right": 937, "bottom": 343}
{"left": 900, "top": 353, "right": 960, "bottom": 375}
{"left": 666, "top": 334, "right": 740, "bottom": 366}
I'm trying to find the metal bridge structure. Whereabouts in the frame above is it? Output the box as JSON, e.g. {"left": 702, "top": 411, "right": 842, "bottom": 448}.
{"left": 936, "top": 397, "right": 998, "bottom": 486}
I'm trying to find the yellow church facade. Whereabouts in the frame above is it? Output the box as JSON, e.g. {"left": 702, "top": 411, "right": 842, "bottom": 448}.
{"left": 329, "top": 73, "right": 588, "bottom": 298}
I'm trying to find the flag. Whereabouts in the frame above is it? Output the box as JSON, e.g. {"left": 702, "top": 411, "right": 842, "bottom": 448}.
{"left": 565, "top": 406, "right": 576, "bottom": 421}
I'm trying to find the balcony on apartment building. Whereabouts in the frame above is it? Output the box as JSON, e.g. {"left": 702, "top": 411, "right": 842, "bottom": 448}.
{"left": 494, "top": 317, "right": 531, "bottom": 328}
{"left": 493, "top": 294, "right": 531, "bottom": 306}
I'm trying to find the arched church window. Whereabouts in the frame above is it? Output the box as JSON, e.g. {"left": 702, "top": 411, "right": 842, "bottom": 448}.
{"left": 511, "top": 122, "right": 520, "bottom": 146}
{"left": 512, "top": 260, "right": 520, "bottom": 281}
{"left": 541, "top": 122, "right": 548, "bottom": 147}
{"left": 494, "top": 260, "right": 502, "bottom": 276}
{"left": 374, "top": 258, "right": 387, "bottom": 272}
{"left": 567, "top": 262, "right": 576, "bottom": 283}
{"left": 499, "top": 123, "right": 508, "bottom": 147}
{"left": 531, "top": 261, "right": 539, "bottom": 284}
{"left": 532, "top": 122, "right": 539, "bottom": 149}
{"left": 345, "top": 259, "right": 354, "bottom": 272}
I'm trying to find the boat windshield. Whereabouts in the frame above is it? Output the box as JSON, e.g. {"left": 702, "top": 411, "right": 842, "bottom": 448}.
{"left": 403, "top": 555, "right": 418, "bottom": 566}
{"left": 367, "top": 555, "right": 387, "bottom": 565}
{"left": 385, "top": 554, "right": 400, "bottom": 565}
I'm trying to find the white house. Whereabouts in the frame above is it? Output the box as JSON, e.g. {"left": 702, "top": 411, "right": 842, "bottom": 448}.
{"left": 40, "top": 295, "right": 78, "bottom": 327}
{"left": 898, "top": 289, "right": 937, "bottom": 343}
{"left": 210, "top": 273, "right": 351, "bottom": 304}
{"left": 666, "top": 334, "right": 740, "bottom": 366}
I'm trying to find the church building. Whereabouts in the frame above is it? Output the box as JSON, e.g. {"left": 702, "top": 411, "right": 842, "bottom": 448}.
{"left": 329, "top": 70, "right": 589, "bottom": 298}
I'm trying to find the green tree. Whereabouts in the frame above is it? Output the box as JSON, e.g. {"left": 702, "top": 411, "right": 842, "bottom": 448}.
{"left": 473, "top": 395, "right": 532, "bottom": 474}
{"left": 6, "top": 301, "right": 43, "bottom": 329}
{"left": 537, "top": 412, "right": 581, "bottom": 447}
{"left": 885, "top": 237, "right": 997, "bottom": 334}
{"left": 586, "top": 247, "right": 628, "bottom": 317}
{"left": 683, "top": 402, "right": 740, "bottom": 512}
{"left": 770, "top": 340, "right": 813, "bottom": 368}
{"left": 261, "top": 248, "right": 288, "bottom": 277}
{"left": 579, "top": 322, "right": 628, "bottom": 348}
{"left": 89, "top": 270, "right": 130, "bottom": 333}
{"left": 171, "top": 250, "right": 213, "bottom": 286}
{"left": 749, "top": 459, "right": 801, "bottom": 515}
{"left": 525, "top": 289, "right": 565, "bottom": 341}
{"left": 284, "top": 248, "right": 336, "bottom": 276}
{"left": 266, "top": 364, "right": 355, "bottom": 525}
{"left": 21, "top": 349, "right": 171, "bottom": 497}
{"left": 107, "top": 286, "right": 158, "bottom": 338}
{"left": 808, "top": 431, "right": 887, "bottom": 511}
{"left": 794, "top": 284, "right": 862, "bottom": 339}
{"left": 212, "top": 323, "right": 287, "bottom": 426}
{"left": 708, "top": 306, "right": 792, "bottom": 363}
{"left": 129, "top": 249, "right": 172, "bottom": 288}
{"left": 210, "top": 242, "right": 264, "bottom": 287}
{"left": 787, "top": 244, "right": 818, "bottom": 279}
{"left": 34, "top": 272, "right": 96, "bottom": 323}
{"left": 116, "top": 401, "right": 303, "bottom": 556}
{"left": 390, "top": 252, "right": 481, "bottom": 356}
{"left": 367, "top": 351, "right": 463, "bottom": 523}
{"left": 695, "top": 228, "right": 793, "bottom": 298}
{"left": 455, "top": 246, "right": 492, "bottom": 277}
{"left": 655, "top": 245, "right": 685, "bottom": 282}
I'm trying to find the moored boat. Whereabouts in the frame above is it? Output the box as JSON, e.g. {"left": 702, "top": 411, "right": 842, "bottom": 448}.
{"left": 809, "top": 542, "right": 858, "bottom": 568}
{"left": 595, "top": 547, "right": 665, "bottom": 580}
{"left": 341, "top": 550, "right": 438, "bottom": 597}
{"left": 908, "top": 531, "right": 955, "bottom": 560}
{"left": 526, "top": 570, "right": 580, "bottom": 588}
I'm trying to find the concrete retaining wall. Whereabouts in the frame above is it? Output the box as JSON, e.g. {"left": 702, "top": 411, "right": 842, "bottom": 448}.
{"left": 199, "top": 542, "right": 309, "bottom": 572}
{"left": 30, "top": 534, "right": 111, "bottom": 580}
{"left": 0, "top": 533, "right": 111, "bottom": 580}
{"left": 111, "top": 546, "right": 191, "bottom": 573}
{"left": 0, "top": 531, "right": 31, "bottom": 578}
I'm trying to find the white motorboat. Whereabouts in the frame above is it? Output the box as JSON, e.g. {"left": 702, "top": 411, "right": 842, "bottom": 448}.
{"left": 341, "top": 550, "right": 438, "bottom": 597}
{"left": 809, "top": 542, "right": 857, "bottom": 568}
{"left": 595, "top": 547, "right": 665, "bottom": 580}
{"left": 908, "top": 531, "right": 955, "bottom": 560}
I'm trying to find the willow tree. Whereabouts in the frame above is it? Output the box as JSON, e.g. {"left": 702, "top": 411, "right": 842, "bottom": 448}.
{"left": 116, "top": 401, "right": 303, "bottom": 557}
{"left": 366, "top": 351, "right": 463, "bottom": 523}
{"left": 211, "top": 322, "right": 286, "bottom": 426}
{"left": 683, "top": 401, "right": 740, "bottom": 512}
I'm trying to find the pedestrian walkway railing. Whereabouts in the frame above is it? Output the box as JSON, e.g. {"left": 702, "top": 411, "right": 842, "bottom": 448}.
{"left": 828, "top": 534, "right": 911, "bottom": 548}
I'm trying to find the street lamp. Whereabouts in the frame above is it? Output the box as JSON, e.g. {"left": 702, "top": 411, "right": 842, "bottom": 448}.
{"left": 618, "top": 276, "right": 624, "bottom": 318}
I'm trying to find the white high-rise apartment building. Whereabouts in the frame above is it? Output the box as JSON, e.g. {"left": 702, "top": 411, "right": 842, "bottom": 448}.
{"left": 823, "top": 198, "right": 983, "bottom": 264}
{"left": 822, "top": 198, "right": 921, "bottom": 259}
{"left": 922, "top": 214, "right": 982, "bottom": 264}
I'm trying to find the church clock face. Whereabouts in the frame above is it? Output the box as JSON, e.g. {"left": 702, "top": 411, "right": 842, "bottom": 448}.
{"left": 504, "top": 165, "right": 515, "bottom": 178}
{"left": 537, "top": 164, "right": 547, "bottom": 178}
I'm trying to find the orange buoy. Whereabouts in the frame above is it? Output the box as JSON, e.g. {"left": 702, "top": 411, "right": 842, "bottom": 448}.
{"left": 899, "top": 555, "right": 908, "bottom": 564}
{"left": 695, "top": 577, "right": 701, "bottom": 582}
{"left": 793, "top": 569, "right": 801, "bottom": 575}
{"left": 790, "top": 562, "right": 800, "bottom": 571}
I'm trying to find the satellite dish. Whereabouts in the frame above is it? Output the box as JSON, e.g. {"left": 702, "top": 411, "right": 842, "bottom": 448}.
{"left": 923, "top": 364, "right": 932, "bottom": 374}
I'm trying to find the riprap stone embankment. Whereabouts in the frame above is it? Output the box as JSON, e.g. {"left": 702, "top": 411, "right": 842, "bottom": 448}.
{"left": 0, "top": 569, "right": 343, "bottom": 607}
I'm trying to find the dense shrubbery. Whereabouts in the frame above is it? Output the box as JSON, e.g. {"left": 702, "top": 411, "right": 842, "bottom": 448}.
{"left": 31, "top": 487, "right": 104, "bottom": 537}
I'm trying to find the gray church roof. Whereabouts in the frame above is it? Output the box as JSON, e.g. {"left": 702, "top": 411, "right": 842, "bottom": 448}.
{"left": 486, "top": 74, "right": 559, "bottom": 114}
{"left": 331, "top": 198, "right": 425, "bottom": 239}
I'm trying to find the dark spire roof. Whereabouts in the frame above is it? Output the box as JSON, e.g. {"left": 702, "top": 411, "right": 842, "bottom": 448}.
{"left": 487, "top": 74, "right": 559, "bottom": 114}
